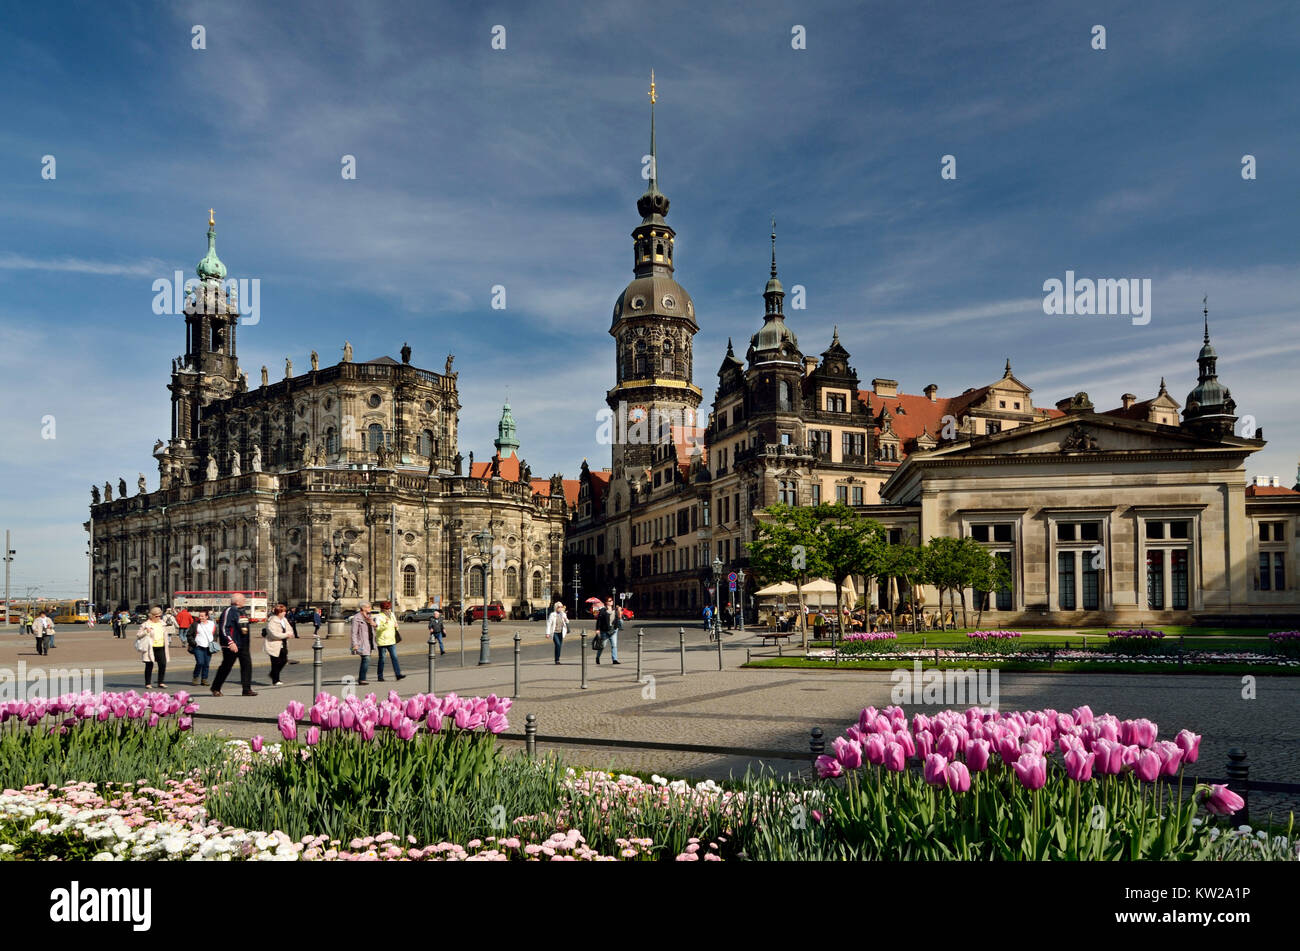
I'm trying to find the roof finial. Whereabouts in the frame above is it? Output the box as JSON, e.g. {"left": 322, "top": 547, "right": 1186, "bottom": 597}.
{"left": 770, "top": 216, "right": 777, "bottom": 278}
{"left": 1004, "top": 357, "right": 1012, "bottom": 376}
{"left": 208, "top": 208, "right": 215, "bottom": 228}
{"left": 1203, "top": 295, "right": 1210, "bottom": 343}
{"left": 831, "top": 324, "right": 840, "bottom": 345}
{"left": 1159, "top": 376, "right": 1168, "bottom": 394}
{"left": 648, "top": 70, "right": 658, "bottom": 191}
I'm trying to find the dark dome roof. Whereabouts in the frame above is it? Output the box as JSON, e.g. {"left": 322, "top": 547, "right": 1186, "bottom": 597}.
{"left": 612, "top": 274, "right": 695, "bottom": 328}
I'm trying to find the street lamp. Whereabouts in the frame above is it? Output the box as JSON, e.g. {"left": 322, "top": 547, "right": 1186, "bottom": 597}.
{"left": 475, "top": 526, "right": 493, "bottom": 665}
{"left": 323, "top": 531, "right": 350, "bottom": 639}
{"left": 737, "top": 568, "right": 746, "bottom": 632}
{"left": 711, "top": 556, "right": 723, "bottom": 641}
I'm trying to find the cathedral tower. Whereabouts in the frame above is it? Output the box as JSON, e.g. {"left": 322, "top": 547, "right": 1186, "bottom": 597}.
{"left": 607, "top": 72, "right": 702, "bottom": 484}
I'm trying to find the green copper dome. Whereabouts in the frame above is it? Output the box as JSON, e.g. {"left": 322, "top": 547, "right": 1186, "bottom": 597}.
{"left": 196, "top": 210, "right": 227, "bottom": 281}
{"left": 494, "top": 401, "right": 520, "bottom": 458}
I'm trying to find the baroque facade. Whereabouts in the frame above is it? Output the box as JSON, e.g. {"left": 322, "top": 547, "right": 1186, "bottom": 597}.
{"left": 88, "top": 215, "right": 570, "bottom": 618}
{"left": 568, "top": 96, "right": 1300, "bottom": 626}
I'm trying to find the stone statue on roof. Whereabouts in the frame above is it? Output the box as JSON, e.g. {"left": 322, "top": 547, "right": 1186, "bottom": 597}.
{"left": 343, "top": 341, "right": 353, "bottom": 363}
{"left": 310, "top": 350, "right": 319, "bottom": 371}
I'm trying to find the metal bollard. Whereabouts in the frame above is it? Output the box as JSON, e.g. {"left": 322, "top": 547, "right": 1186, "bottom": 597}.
{"left": 513, "top": 632, "right": 521, "bottom": 697}
{"left": 580, "top": 633, "right": 588, "bottom": 689}
{"left": 636, "top": 628, "right": 644, "bottom": 681}
{"left": 746, "top": 647, "right": 751, "bottom": 665}
{"left": 427, "top": 634, "right": 437, "bottom": 695}
{"left": 312, "top": 635, "right": 323, "bottom": 700}
{"left": 678, "top": 627, "right": 686, "bottom": 675}
{"left": 717, "top": 621, "right": 724, "bottom": 671}
{"left": 810, "top": 727, "right": 825, "bottom": 772}
{"left": 525, "top": 713, "right": 537, "bottom": 759}
{"left": 1226, "top": 748, "right": 1250, "bottom": 828}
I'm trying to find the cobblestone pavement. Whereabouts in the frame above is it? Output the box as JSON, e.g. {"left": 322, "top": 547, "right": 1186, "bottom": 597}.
{"left": 6, "top": 621, "right": 1297, "bottom": 816}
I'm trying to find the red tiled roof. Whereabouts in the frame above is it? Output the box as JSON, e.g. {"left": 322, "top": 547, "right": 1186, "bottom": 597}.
{"left": 1247, "top": 485, "right": 1300, "bottom": 497}
{"left": 670, "top": 426, "right": 708, "bottom": 473}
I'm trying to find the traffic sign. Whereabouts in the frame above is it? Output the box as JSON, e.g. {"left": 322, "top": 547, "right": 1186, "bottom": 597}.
{"left": 729, "top": 581, "right": 737, "bottom": 591}
{"left": 727, "top": 571, "right": 737, "bottom": 583}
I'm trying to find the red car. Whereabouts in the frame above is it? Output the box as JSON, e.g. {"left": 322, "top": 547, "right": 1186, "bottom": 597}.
{"left": 463, "top": 601, "right": 506, "bottom": 623}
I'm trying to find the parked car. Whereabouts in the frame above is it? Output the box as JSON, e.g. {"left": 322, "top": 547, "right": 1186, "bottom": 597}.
{"left": 291, "top": 606, "right": 318, "bottom": 624}
{"left": 401, "top": 607, "right": 439, "bottom": 623}
{"left": 463, "top": 601, "right": 506, "bottom": 623}
{"left": 528, "top": 607, "right": 548, "bottom": 621}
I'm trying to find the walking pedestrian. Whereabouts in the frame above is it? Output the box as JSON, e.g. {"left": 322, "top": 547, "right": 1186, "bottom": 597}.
{"left": 210, "top": 592, "right": 257, "bottom": 697}
{"left": 32, "top": 610, "right": 53, "bottom": 656}
{"left": 546, "top": 601, "right": 569, "bottom": 664}
{"left": 22, "top": 611, "right": 33, "bottom": 636}
{"left": 136, "top": 607, "right": 170, "bottom": 689}
{"left": 190, "top": 609, "right": 216, "bottom": 686}
{"left": 595, "top": 597, "right": 622, "bottom": 664}
{"left": 162, "top": 607, "right": 182, "bottom": 649}
{"left": 111, "top": 611, "right": 121, "bottom": 638}
{"left": 117, "top": 609, "right": 131, "bottom": 638}
{"left": 427, "top": 609, "right": 447, "bottom": 655}
{"left": 350, "top": 601, "right": 376, "bottom": 685}
{"left": 284, "top": 609, "right": 300, "bottom": 664}
{"left": 263, "top": 602, "right": 293, "bottom": 686}
{"left": 311, "top": 606, "right": 322, "bottom": 637}
{"left": 373, "top": 601, "right": 404, "bottom": 681}
{"left": 175, "top": 605, "right": 193, "bottom": 648}
{"left": 702, "top": 603, "right": 713, "bottom": 631}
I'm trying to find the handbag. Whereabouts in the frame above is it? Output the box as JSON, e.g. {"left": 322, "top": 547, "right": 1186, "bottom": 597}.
{"left": 395, "top": 630, "right": 402, "bottom": 643}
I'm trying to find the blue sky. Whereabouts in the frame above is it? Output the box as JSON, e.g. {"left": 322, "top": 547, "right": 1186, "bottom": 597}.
{"left": 1, "top": 0, "right": 1297, "bottom": 596}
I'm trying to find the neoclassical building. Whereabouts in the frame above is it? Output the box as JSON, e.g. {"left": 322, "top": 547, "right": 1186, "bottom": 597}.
{"left": 568, "top": 93, "right": 1300, "bottom": 626}
{"left": 88, "top": 215, "right": 571, "bottom": 618}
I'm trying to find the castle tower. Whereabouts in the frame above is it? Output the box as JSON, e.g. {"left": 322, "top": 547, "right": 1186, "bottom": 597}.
{"left": 1181, "top": 299, "right": 1238, "bottom": 440}
{"left": 607, "top": 72, "right": 702, "bottom": 482}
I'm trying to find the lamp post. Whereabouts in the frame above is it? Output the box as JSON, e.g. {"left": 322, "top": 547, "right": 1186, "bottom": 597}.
{"left": 323, "top": 531, "right": 350, "bottom": 639}
{"left": 711, "top": 556, "right": 723, "bottom": 642}
{"left": 475, "top": 526, "right": 493, "bottom": 665}
{"left": 570, "top": 563, "right": 581, "bottom": 622}
{"left": 3, "top": 532, "right": 13, "bottom": 632}
{"left": 737, "top": 569, "right": 746, "bottom": 632}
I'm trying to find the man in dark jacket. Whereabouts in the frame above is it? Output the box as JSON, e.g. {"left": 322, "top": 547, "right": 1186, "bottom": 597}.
{"left": 594, "top": 597, "right": 622, "bottom": 665}
{"left": 210, "top": 593, "right": 257, "bottom": 697}
{"left": 428, "top": 610, "right": 447, "bottom": 655}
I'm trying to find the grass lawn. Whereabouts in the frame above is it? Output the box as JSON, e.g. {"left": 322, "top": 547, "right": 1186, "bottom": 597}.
{"left": 745, "top": 656, "right": 1300, "bottom": 676}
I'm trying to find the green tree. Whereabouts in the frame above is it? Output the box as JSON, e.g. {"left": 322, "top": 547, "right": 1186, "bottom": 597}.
{"left": 811, "top": 503, "right": 885, "bottom": 643}
{"left": 922, "top": 536, "right": 967, "bottom": 630}
{"left": 748, "top": 503, "right": 826, "bottom": 649}
{"left": 968, "top": 544, "right": 1013, "bottom": 628}
{"left": 879, "top": 533, "right": 924, "bottom": 634}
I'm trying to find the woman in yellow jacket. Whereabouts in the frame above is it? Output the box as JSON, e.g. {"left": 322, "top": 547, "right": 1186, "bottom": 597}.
{"left": 135, "top": 606, "right": 172, "bottom": 689}
{"left": 373, "top": 600, "right": 405, "bottom": 682}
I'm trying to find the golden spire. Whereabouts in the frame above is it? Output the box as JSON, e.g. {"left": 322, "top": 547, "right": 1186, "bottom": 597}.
{"left": 648, "top": 69, "right": 656, "bottom": 105}
{"left": 208, "top": 208, "right": 215, "bottom": 227}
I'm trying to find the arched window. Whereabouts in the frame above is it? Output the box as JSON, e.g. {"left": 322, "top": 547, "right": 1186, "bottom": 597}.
{"left": 418, "top": 429, "right": 434, "bottom": 457}
{"left": 662, "top": 340, "right": 674, "bottom": 374}
{"left": 469, "top": 565, "right": 484, "bottom": 598}
{"left": 505, "top": 566, "right": 519, "bottom": 598}
{"left": 325, "top": 427, "right": 339, "bottom": 455}
{"left": 368, "top": 424, "right": 385, "bottom": 451}
{"left": 635, "top": 340, "right": 646, "bottom": 375}
{"left": 779, "top": 380, "right": 792, "bottom": 411}
{"left": 531, "top": 571, "right": 543, "bottom": 600}
{"left": 402, "top": 564, "right": 417, "bottom": 597}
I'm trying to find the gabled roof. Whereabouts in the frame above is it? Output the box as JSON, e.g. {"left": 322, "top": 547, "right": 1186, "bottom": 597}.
{"left": 1246, "top": 485, "right": 1300, "bottom": 498}
{"left": 364, "top": 356, "right": 401, "bottom": 366}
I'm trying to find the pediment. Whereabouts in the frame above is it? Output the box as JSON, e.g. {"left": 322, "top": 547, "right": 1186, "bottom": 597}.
{"left": 925, "top": 413, "right": 1249, "bottom": 457}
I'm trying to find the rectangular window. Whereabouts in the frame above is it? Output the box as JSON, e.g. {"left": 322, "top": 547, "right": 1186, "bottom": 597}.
{"left": 780, "top": 432, "right": 791, "bottom": 445}
{"left": 986, "top": 421, "right": 1001, "bottom": 434}
{"left": 812, "top": 484, "right": 821, "bottom": 504}
{"left": 971, "top": 525, "right": 990, "bottom": 542}
{"left": 827, "top": 393, "right": 846, "bottom": 412}
{"left": 1172, "top": 549, "right": 1189, "bottom": 609}
{"left": 734, "top": 493, "right": 740, "bottom": 523}
{"left": 889, "top": 529, "right": 902, "bottom": 545}
{"left": 993, "top": 524, "right": 1013, "bottom": 543}
{"left": 1147, "top": 550, "right": 1165, "bottom": 608}
{"left": 1058, "top": 552, "right": 1076, "bottom": 610}
{"left": 852, "top": 486, "right": 863, "bottom": 506}
{"left": 1057, "top": 523, "right": 1076, "bottom": 541}
{"left": 1277, "top": 553, "right": 1287, "bottom": 591}
{"left": 1082, "top": 554, "right": 1100, "bottom": 610}
{"left": 810, "top": 430, "right": 831, "bottom": 455}
{"left": 1259, "top": 522, "right": 1269, "bottom": 541}
{"left": 1080, "top": 523, "right": 1100, "bottom": 542}
{"left": 701, "top": 500, "right": 710, "bottom": 527}
{"left": 1170, "top": 520, "right": 1190, "bottom": 539}
{"left": 996, "top": 552, "right": 1013, "bottom": 611}
{"left": 1146, "top": 521, "right": 1165, "bottom": 540}
{"left": 836, "top": 485, "right": 848, "bottom": 504}
{"left": 841, "top": 432, "right": 866, "bottom": 458}
{"left": 1259, "top": 553, "right": 1272, "bottom": 591}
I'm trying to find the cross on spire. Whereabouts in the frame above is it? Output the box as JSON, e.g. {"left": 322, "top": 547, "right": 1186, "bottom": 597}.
{"left": 770, "top": 216, "right": 778, "bottom": 278}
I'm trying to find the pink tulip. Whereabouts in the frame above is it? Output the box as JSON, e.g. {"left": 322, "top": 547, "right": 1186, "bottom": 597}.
{"left": 1063, "top": 748, "right": 1095, "bottom": 782}
{"left": 177, "top": 717, "right": 192, "bottom": 732}
{"left": 485, "top": 712, "right": 508, "bottom": 734}
{"left": 1013, "top": 753, "right": 1047, "bottom": 790}
{"left": 1154, "top": 741, "right": 1183, "bottom": 777}
{"left": 1134, "top": 749, "right": 1161, "bottom": 783}
{"left": 1175, "top": 729, "right": 1201, "bottom": 764}
{"left": 915, "top": 731, "right": 935, "bottom": 760}
{"left": 358, "top": 721, "right": 376, "bottom": 741}
{"left": 923, "top": 753, "right": 949, "bottom": 786}
{"left": 911, "top": 714, "right": 930, "bottom": 737}
{"left": 1202, "top": 784, "right": 1245, "bottom": 816}
{"left": 863, "top": 735, "right": 887, "bottom": 767}
{"left": 858, "top": 706, "right": 878, "bottom": 731}
{"left": 1126, "top": 718, "right": 1158, "bottom": 748}
{"left": 148, "top": 713, "right": 159, "bottom": 727}
{"left": 286, "top": 700, "right": 305, "bottom": 721}
{"left": 965, "top": 739, "right": 991, "bottom": 773}
{"left": 936, "top": 731, "right": 961, "bottom": 760}
{"left": 306, "top": 726, "right": 321, "bottom": 746}
{"left": 251, "top": 735, "right": 264, "bottom": 753}
{"left": 341, "top": 708, "right": 355, "bottom": 731}
{"left": 1072, "top": 704, "right": 1094, "bottom": 725}
{"left": 945, "top": 761, "right": 972, "bottom": 792}
{"left": 883, "top": 742, "right": 906, "bottom": 772}
{"left": 425, "top": 711, "right": 443, "bottom": 733}
{"left": 278, "top": 712, "right": 298, "bottom": 741}
{"left": 326, "top": 709, "right": 341, "bottom": 730}
{"left": 405, "top": 698, "right": 424, "bottom": 721}
{"left": 816, "top": 754, "right": 843, "bottom": 779}
{"left": 996, "top": 736, "right": 1021, "bottom": 766}
{"left": 395, "top": 718, "right": 417, "bottom": 741}
{"left": 895, "top": 731, "right": 916, "bottom": 759}
{"left": 830, "top": 736, "right": 862, "bottom": 769}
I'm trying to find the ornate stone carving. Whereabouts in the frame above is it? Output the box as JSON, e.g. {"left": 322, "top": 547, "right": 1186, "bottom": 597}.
{"left": 343, "top": 341, "right": 353, "bottom": 363}
{"left": 310, "top": 350, "right": 319, "bottom": 371}
{"left": 118, "top": 478, "right": 127, "bottom": 499}
{"left": 230, "top": 448, "right": 241, "bottom": 476}
{"left": 250, "top": 443, "right": 262, "bottom": 472}
{"left": 91, "top": 485, "right": 100, "bottom": 504}
{"left": 1060, "top": 423, "right": 1099, "bottom": 452}
{"left": 137, "top": 473, "right": 147, "bottom": 495}
{"left": 206, "top": 456, "right": 218, "bottom": 481}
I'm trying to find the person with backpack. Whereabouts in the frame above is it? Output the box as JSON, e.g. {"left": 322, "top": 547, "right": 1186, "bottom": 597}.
{"left": 32, "top": 610, "right": 53, "bottom": 656}
{"left": 702, "top": 603, "right": 713, "bottom": 631}
{"left": 162, "top": 608, "right": 182, "bottom": 649}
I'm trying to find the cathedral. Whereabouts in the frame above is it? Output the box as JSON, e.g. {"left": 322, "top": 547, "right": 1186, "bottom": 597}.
{"left": 567, "top": 84, "right": 1300, "bottom": 626}
{"left": 87, "top": 213, "right": 571, "bottom": 619}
